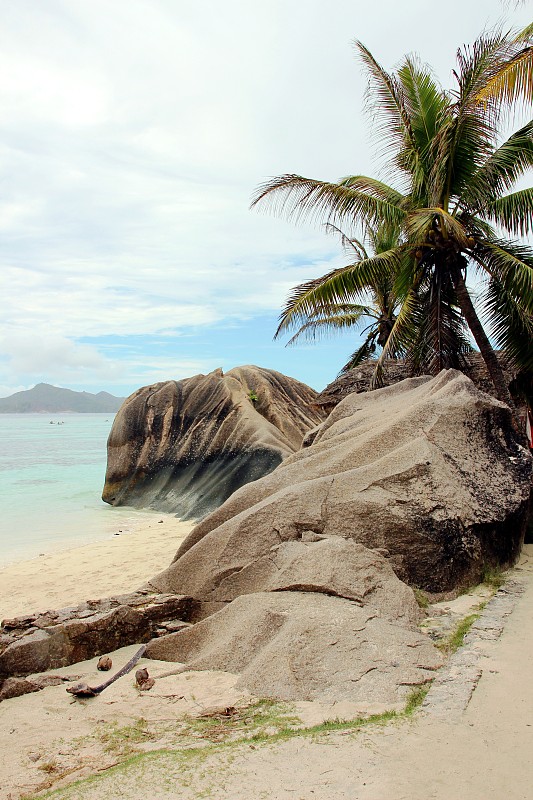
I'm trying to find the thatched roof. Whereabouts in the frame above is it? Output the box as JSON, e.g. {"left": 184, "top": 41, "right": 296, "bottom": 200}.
{"left": 314, "top": 354, "right": 521, "bottom": 413}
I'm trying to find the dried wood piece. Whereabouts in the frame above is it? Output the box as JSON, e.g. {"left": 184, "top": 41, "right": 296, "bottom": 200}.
{"left": 66, "top": 645, "right": 146, "bottom": 699}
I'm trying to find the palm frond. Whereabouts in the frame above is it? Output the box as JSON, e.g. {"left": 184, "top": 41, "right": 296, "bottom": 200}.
{"left": 337, "top": 176, "right": 405, "bottom": 206}
{"left": 340, "top": 333, "right": 379, "bottom": 373}
{"left": 475, "top": 238, "right": 533, "bottom": 311}
{"left": 463, "top": 120, "right": 533, "bottom": 210}
{"left": 455, "top": 30, "right": 512, "bottom": 116}
{"left": 485, "top": 188, "right": 533, "bottom": 237}
{"left": 324, "top": 223, "right": 368, "bottom": 259}
{"left": 355, "top": 42, "right": 417, "bottom": 161}
{"left": 396, "top": 56, "right": 448, "bottom": 199}
{"left": 275, "top": 246, "right": 405, "bottom": 337}
{"left": 405, "top": 271, "right": 473, "bottom": 374}
{"left": 286, "top": 307, "right": 369, "bottom": 346}
{"left": 475, "top": 24, "right": 533, "bottom": 106}
{"left": 405, "top": 207, "right": 471, "bottom": 248}
{"left": 371, "top": 287, "right": 422, "bottom": 387}
{"left": 250, "top": 174, "right": 405, "bottom": 230}
{"left": 483, "top": 278, "right": 533, "bottom": 371}
{"left": 428, "top": 33, "right": 515, "bottom": 205}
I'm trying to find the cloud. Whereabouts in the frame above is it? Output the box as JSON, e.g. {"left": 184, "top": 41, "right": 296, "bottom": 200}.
{"left": 0, "top": 331, "right": 109, "bottom": 374}
{"left": 0, "top": 329, "right": 221, "bottom": 396}
{"left": 0, "top": 0, "right": 530, "bottom": 393}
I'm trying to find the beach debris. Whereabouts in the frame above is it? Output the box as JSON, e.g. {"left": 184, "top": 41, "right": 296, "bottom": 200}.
{"left": 97, "top": 656, "right": 112, "bottom": 671}
{"left": 135, "top": 667, "right": 155, "bottom": 691}
{"left": 66, "top": 644, "right": 147, "bottom": 699}
{"left": 198, "top": 705, "right": 237, "bottom": 719}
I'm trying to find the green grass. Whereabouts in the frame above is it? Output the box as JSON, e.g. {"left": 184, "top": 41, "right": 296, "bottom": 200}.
{"left": 404, "top": 685, "right": 430, "bottom": 714}
{"left": 26, "top": 687, "right": 433, "bottom": 799}
{"left": 97, "top": 718, "right": 155, "bottom": 755}
{"left": 480, "top": 565, "right": 505, "bottom": 590}
{"left": 436, "top": 613, "right": 480, "bottom": 655}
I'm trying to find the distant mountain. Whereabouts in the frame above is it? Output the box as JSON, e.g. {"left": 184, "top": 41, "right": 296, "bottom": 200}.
{"left": 0, "top": 383, "right": 125, "bottom": 413}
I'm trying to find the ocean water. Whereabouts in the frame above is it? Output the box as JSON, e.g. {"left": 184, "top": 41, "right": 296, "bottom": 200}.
{"left": 0, "top": 414, "right": 158, "bottom": 568}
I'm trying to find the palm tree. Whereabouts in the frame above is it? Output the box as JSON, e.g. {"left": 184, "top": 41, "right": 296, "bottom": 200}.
{"left": 477, "top": 22, "right": 533, "bottom": 104}
{"left": 252, "top": 29, "right": 533, "bottom": 410}
{"left": 275, "top": 223, "right": 400, "bottom": 373}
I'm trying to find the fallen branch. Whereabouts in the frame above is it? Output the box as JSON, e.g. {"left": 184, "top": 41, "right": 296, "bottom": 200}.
{"left": 66, "top": 645, "right": 147, "bottom": 698}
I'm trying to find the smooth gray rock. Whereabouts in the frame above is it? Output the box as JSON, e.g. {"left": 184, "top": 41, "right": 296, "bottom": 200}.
{"left": 102, "top": 365, "right": 324, "bottom": 519}
{"left": 146, "top": 591, "right": 444, "bottom": 704}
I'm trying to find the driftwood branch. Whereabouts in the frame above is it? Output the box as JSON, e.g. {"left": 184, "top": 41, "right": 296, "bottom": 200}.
{"left": 66, "top": 645, "right": 147, "bottom": 698}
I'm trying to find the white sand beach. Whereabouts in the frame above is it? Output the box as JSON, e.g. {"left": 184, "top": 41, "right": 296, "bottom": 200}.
{"left": 0, "top": 514, "right": 194, "bottom": 621}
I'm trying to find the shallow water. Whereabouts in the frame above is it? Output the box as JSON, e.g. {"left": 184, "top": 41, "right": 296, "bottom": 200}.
{"left": 0, "top": 414, "right": 158, "bottom": 567}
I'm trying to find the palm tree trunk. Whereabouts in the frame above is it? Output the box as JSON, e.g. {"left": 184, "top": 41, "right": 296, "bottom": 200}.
{"left": 451, "top": 268, "right": 516, "bottom": 411}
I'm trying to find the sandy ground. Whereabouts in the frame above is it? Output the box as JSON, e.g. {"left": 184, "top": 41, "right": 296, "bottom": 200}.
{"left": 1, "top": 540, "right": 531, "bottom": 799}
{"left": 0, "top": 514, "right": 194, "bottom": 620}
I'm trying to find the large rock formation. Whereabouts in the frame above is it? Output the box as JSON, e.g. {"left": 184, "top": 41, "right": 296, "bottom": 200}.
{"left": 141, "top": 370, "right": 530, "bottom": 705}
{"left": 146, "top": 592, "right": 443, "bottom": 704}
{"left": 150, "top": 371, "right": 532, "bottom": 597}
{"left": 103, "top": 366, "right": 324, "bottom": 519}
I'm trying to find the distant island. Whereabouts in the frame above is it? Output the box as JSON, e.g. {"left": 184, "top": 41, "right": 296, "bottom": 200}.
{"left": 0, "top": 383, "right": 125, "bottom": 413}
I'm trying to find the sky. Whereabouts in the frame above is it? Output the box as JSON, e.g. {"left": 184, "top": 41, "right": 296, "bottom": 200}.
{"left": 0, "top": 0, "right": 530, "bottom": 398}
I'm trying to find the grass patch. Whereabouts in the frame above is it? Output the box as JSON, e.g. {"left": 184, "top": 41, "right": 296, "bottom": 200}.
{"left": 25, "top": 690, "right": 434, "bottom": 799}
{"left": 480, "top": 565, "right": 505, "bottom": 590}
{"left": 437, "top": 613, "right": 480, "bottom": 655}
{"left": 184, "top": 699, "right": 301, "bottom": 743}
{"left": 97, "top": 717, "right": 155, "bottom": 756}
{"left": 404, "top": 685, "right": 430, "bottom": 714}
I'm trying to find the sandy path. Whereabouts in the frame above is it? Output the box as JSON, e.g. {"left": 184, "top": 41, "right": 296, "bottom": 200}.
{"left": 0, "top": 514, "right": 194, "bottom": 620}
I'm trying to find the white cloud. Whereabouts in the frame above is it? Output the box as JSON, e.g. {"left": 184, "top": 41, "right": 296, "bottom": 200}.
{"left": 0, "top": 331, "right": 109, "bottom": 374}
{"left": 0, "top": 0, "right": 530, "bottom": 392}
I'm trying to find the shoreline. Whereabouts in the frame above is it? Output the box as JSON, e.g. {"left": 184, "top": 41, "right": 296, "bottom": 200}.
{"left": 0, "top": 513, "right": 195, "bottom": 621}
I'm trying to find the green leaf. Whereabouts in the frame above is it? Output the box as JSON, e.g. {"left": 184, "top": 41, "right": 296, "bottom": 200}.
{"left": 485, "top": 188, "right": 533, "bottom": 237}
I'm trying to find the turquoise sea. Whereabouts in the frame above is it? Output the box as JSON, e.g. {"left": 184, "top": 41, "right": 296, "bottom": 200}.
{"left": 0, "top": 414, "right": 157, "bottom": 568}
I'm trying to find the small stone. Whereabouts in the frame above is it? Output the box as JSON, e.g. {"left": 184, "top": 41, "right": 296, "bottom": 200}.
{"left": 97, "top": 656, "right": 113, "bottom": 671}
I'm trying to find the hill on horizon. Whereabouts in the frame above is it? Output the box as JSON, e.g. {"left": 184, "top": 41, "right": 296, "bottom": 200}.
{"left": 0, "top": 383, "right": 125, "bottom": 413}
